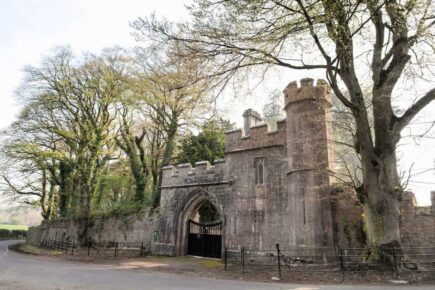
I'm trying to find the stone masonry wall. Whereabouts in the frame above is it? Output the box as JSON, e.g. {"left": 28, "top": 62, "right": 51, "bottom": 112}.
{"left": 27, "top": 212, "right": 155, "bottom": 251}
{"left": 331, "top": 189, "right": 435, "bottom": 250}
{"left": 225, "top": 119, "right": 287, "bottom": 153}
{"left": 224, "top": 146, "right": 289, "bottom": 251}
{"left": 399, "top": 191, "right": 435, "bottom": 249}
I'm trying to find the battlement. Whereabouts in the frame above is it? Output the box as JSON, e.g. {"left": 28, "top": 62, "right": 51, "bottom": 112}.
{"left": 283, "top": 78, "right": 331, "bottom": 109}
{"left": 401, "top": 191, "right": 435, "bottom": 216}
{"left": 161, "top": 159, "right": 228, "bottom": 187}
{"left": 225, "top": 119, "right": 286, "bottom": 153}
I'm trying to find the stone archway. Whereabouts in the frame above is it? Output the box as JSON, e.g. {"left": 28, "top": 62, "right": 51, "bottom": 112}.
{"left": 174, "top": 188, "right": 224, "bottom": 257}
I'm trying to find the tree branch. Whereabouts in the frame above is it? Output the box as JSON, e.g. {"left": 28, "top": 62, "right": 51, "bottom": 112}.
{"left": 394, "top": 88, "right": 435, "bottom": 134}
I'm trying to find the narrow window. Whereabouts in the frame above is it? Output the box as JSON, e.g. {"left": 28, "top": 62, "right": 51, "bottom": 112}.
{"left": 254, "top": 158, "right": 265, "bottom": 185}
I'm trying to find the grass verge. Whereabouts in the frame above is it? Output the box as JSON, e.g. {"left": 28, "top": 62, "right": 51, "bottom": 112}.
{"left": 10, "top": 242, "right": 63, "bottom": 256}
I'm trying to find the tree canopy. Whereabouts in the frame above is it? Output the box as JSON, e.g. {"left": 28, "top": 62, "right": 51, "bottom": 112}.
{"left": 0, "top": 45, "right": 219, "bottom": 238}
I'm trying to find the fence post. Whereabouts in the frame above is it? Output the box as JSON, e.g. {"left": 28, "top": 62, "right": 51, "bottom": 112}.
{"left": 276, "top": 243, "right": 282, "bottom": 279}
{"left": 140, "top": 242, "right": 144, "bottom": 257}
{"left": 114, "top": 242, "right": 118, "bottom": 258}
{"left": 72, "top": 242, "right": 75, "bottom": 256}
{"left": 224, "top": 247, "right": 228, "bottom": 271}
{"left": 87, "top": 241, "right": 91, "bottom": 257}
{"left": 241, "top": 246, "right": 245, "bottom": 275}
{"left": 339, "top": 248, "right": 344, "bottom": 273}
{"left": 392, "top": 245, "right": 398, "bottom": 278}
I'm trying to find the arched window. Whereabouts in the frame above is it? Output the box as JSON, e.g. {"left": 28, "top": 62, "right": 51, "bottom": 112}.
{"left": 254, "top": 157, "right": 265, "bottom": 185}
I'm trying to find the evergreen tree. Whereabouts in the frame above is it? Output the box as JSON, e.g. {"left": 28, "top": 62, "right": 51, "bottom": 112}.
{"left": 177, "top": 118, "right": 234, "bottom": 165}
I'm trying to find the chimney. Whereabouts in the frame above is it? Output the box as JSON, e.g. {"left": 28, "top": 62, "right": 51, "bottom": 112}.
{"left": 242, "top": 109, "right": 262, "bottom": 137}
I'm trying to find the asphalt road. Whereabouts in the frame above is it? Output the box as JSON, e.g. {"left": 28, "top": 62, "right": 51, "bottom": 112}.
{"left": 0, "top": 240, "right": 433, "bottom": 290}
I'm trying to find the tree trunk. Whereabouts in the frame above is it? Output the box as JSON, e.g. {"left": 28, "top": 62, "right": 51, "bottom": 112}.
{"left": 40, "top": 168, "right": 49, "bottom": 220}
{"left": 134, "top": 173, "right": 147, "bottom": 203}
{"left": 130, "top": 143, "right": 148, "bottom": 204}
{"left": 59, "top": 162, "right": 74, "bottom": 217}
{"left": 364, "top": 184, "right": 401, "bottom": 246}
{"left": 151, "top": 113, "right": 178, "bottom": 209}
{"left": 361, "top": 146, "right": 402, "bottom": 263}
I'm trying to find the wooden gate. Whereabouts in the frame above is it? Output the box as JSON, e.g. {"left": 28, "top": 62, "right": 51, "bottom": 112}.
{"left": 187, "top": 220, "right": 222, "bottom": 258}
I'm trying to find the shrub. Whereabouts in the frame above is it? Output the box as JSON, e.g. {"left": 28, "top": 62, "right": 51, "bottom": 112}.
{"left": 12, "top": 229, "right": 27, "bottom": 239}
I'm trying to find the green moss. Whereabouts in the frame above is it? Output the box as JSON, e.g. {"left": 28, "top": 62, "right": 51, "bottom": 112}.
{"left": 198, "top": 258, "right": 223, "bottom": 268}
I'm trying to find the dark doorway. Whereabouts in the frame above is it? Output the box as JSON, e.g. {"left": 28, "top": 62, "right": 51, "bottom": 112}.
{"left": 187, "top": 220, "right": 222, "bottom": 258}
{"left": 187, "top": 200, "right": 222, "bottom": 258}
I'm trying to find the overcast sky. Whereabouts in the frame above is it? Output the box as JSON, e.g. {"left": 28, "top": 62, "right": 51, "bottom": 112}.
{"left": 0, "top": 0, "right": 433, "bottom": 207}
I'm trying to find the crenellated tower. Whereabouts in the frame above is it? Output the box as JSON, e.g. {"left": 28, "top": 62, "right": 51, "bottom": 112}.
{"left": 283, "top": 78, "right": 334, "bottom": 247}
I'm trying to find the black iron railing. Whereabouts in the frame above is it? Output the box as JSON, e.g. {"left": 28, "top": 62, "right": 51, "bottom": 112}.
{"left": 40, "top": 237, "right": 149, "bottom": 259}
{"left": 223, "top": 244, "right": 435, "bottom": 282}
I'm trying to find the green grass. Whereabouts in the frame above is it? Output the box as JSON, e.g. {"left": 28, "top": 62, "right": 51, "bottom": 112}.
{"left": 198, "top": 258, "right": 223, "bottom": 268}
{"left": 17, "top": 243, "right": 62, "bottom": 256}
{"left": 19, "top": 243, "right": 43, "bottom": 255}
{"left": 0, "top": 224, "right": 29, "bottom": 231}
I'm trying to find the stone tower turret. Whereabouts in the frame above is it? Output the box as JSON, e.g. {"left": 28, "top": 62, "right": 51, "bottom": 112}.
{"left": 283, "top": 78, "right": 334, "bottom": 247}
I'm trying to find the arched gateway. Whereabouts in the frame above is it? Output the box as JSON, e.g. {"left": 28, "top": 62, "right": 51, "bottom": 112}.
{"left": 175, "top": 192, "right": 223, "bottom": 258}
{"left": 153, "top": 159, "right": 230, "bottom": 258}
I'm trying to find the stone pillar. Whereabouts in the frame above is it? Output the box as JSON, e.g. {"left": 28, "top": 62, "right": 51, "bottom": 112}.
{"left": 242, "top": 109, "right": 262, "bottom": 137}
{"left": 283, "top": 78, "right": 334, "bottom": 248}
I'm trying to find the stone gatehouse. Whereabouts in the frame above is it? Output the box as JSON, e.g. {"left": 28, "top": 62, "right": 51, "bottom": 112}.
{"left": 28, "top": 78, "right": 435, "bottom": 258}
{"left": 153, "top": 78, "right": 335, "bottom": 256}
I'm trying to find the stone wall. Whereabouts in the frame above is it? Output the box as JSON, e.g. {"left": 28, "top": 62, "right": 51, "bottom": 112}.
{"left": 400, "top": 191, "right": 435, "bottom": 249}
{"left": 331, "top": 189, "right": 435, "bottom": 250}
{"left": 224, "top": 146, "right": 289, "bottom": 251}
{"left": 225, "top": 120, "right": 286, "bottom": 153}
{"left": 27, "top": 212, "right": 155, "bottom": 250}
{"left": 27, "top": 188, "right": 435, "bottom": 255}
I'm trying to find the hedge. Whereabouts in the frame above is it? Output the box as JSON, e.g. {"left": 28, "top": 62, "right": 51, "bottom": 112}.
{"left": 0, "top": 228, "right": 27, "bottom": 239}
{"left": 0, "top": 229, "right": 12, "bottom": 239}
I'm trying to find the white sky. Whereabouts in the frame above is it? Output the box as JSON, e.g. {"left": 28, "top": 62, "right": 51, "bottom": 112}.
{"left": 0, "top": 0, "right": 433, "bottom": 207}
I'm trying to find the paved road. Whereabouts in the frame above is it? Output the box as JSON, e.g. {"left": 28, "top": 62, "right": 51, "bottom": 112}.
{"left": 0, "top": 240, "right": 432, "bottom": 290}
